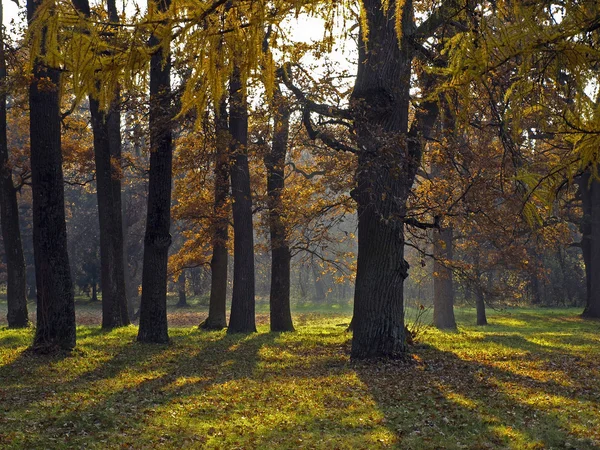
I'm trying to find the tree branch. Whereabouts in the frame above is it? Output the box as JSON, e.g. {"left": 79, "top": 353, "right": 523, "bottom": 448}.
{"left": 277, "top": 64, "right": 353, "bottom": 120}
{"left": 411, "top": 0, "right": 463, "bottom": 41}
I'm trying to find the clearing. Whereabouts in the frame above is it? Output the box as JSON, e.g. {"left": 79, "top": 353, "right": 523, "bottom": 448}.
{"left": 0, "top": 304, "right": 599, "bottom": 449}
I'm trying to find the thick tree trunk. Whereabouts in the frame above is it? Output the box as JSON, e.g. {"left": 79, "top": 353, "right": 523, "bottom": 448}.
{"left": 579, "top": 171, "right": 600, "bottom": 318}
{"left": 177, "top": 270, "right": 187, "bottom": 307}
{"left": 433, "top": 227, "right": 457, "bottom": 330}
{"left": 350, "top": 0, "right": 437, "bottom": 358}
{"left": 265, "top": 90, "right": 294, "bottom": 332}
{"left": 475, "top": 284, "right": 487, "bottom": 326}
{"left": 227, "top": 67, "right": 256, "bottom": 333}
{"left": 202, "top": 99, "right": 229, "bottom": 330}
{"left": 0, "top": 3, "right": 28, "bottom": 328}
{"left": 137, "top": 0, "right": 173, "bottom": 343}
{"left": 28, "top": 0, "right": 76, "bottom": 352}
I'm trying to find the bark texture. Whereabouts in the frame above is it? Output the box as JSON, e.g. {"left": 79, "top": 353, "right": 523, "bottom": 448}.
{"left": 265, "top": 90, "right": 294, "bottom": 332}
{"left": 350, "top": 0, "right": 438, "bottom": 358}
{"left": 202, "top": 99, "right": 229, "bottom": 330}
{"left": 227, "top": 67, "right": 256, "bottom": 333}
{"left": 137, "top": 0, "right": 173, "bottom": 343}
{"left": 579, "top": 171, "right": 600, "bottom": 318}
{"left": 433, "top": 227, "right": 457, "bottom": 329}
{"left": 0, "top": 3, "right": 28, "bottom": 328}
{"left": 90, "top": 99, "right": 130, "bottom": 327}
{"left": 28, "top": 0, "right": 76, "bottom": 351}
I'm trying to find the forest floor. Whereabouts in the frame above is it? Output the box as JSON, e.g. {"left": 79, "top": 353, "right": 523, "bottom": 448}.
{"left": 0, "top": 302, "right": 599, "bottom": 449}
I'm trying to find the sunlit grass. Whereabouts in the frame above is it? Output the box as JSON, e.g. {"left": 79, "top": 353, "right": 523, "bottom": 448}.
{"left": 0, "top": 307, "right": 599, "bottom": 449}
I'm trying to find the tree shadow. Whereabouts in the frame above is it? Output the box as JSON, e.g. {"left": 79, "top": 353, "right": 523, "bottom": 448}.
{"left": 355, "top": 343, "right": 599, "bottom": 449}
{"left": 0, "top": 330, "right": 282, "bottom": 448}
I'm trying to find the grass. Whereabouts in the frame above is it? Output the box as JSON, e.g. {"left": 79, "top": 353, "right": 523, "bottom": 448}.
{"left": 0, "top": 305, "right": 599, "bottom": 449}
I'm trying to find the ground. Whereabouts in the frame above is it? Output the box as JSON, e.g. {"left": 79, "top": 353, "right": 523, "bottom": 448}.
{"left": 0, "top": 300, "right": 599, "bottom": 449}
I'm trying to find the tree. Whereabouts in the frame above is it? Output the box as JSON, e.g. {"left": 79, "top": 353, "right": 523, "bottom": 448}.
{"left": 348, "top": 0, "right": 440, "bottom": 358}
{"left": 0, "top": 0, "right": 28, "bottom": 328}
{"left": 579, "top": 171, "right": 600, "bottom": 318}
{"left": 137, "top": 0, "right": 174, "bottom": 344}
{"left": 202, "top": 97, "right": 230, "bottom": 330}
{"left": 71, "top": 0, "right": 130, "bottom": 329}
{"left": 441, "top": 0, "right": 599, "bottom": 317}
{"left": 28, "top": 0, "right": 76, "bottom": 351}
{"left": 265, "top": 87, "right": 294, "bottom": 332}
{"left": 227, "top": 66, "right": 256, "bottom": 333}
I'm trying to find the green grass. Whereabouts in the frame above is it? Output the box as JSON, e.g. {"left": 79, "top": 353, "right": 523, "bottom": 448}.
{"left": 0, "top": 307, "right": 599, "bottom": 449}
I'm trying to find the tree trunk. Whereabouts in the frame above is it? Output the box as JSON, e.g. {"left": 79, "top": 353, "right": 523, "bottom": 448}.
{"left": 28, "top": 0, "right": 76, "bottom": 352}
{"left": 90, "top": 99, "right": 130, "bottom": 327}
{"left": 0, "top": 2, "right": 28, "bottom": 328}
{"left": 137, "top": 0, "right": 173, "bottom": 343}
{"left": 202, "top": 98, "right": 229, "bottom": 330}
{"left": 72, "top": 0, "right": 129, "bottom": 331}
{"left": 350, "top": 0, "right": 438, "bottom": 359}
{"left": 433, "top": 227, "right": 457, "bottom": 329}
{"left": 177, "top": 269, "right": 187, "bottom": 307}
{"left": 265, "top": 90, "right": 294, "bottom": 332}
{"left": 579, "top": 171, "right": 600, "bottom": 318}
{"left": 227, "top": 67, "right": 256, "bottom": 333}
{"left": 123, "top": 195, "right": 136, "bottom": 320}
{"left": 475, "top": 284, "right": 487, "bottom": 326}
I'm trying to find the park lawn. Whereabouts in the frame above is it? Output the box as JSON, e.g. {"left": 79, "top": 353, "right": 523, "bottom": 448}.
{"left": 0, "top": 308, "right": 599, "bottom": 449}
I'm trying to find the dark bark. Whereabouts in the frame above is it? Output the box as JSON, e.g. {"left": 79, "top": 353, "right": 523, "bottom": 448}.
{"left": 137, "top": 0, "right": 173, "bottom": 343}
{"left": 122, "top": 178, "right": 138, "bottom": 320}
{"left": 475, "top": 285, "right": 487, "bottom": 326}
{"left": 350, "top": 0, "right": 438, "bottom": 358}
{"left": 28, "top": 0, "right": 76, "bottom": 352}
{"left": 177, "top": 270, "right": 187, "bottom": 307}
{"left": 265, "top": 90, "right": 294, "bottom": 332}
{"left": 73, "top": 0, "right": 129, "bottom": 330}
{"left": 433, "top": 227, "right": 457, "bottom": 330}
{"left": 579, "top": 171, "right": 600, "bottom": 318}
{"left": 202, "top": 99, "right": 229, "bottom": 330}
{"left": 90, "top": 99, "right": 130, "bottom": 328}
{"left": 0, "top": 2, "right": 28, "bottom": 328}
{"left": 227, "top": 67, "right": 256, "bottom": 333}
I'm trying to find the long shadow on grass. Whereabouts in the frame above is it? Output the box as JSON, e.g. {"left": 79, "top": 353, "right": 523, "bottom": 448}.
{"left": 356, "top": 343, "right": 599, "bottom": 449}
{"left": 479, "top": 333, "right": 598, "bottom": 389}
{"left": 1, "top": 331, "right": 283, "bottom": 448}
{"left": 0, "top": 332, "right": 170, "bottom": 427}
